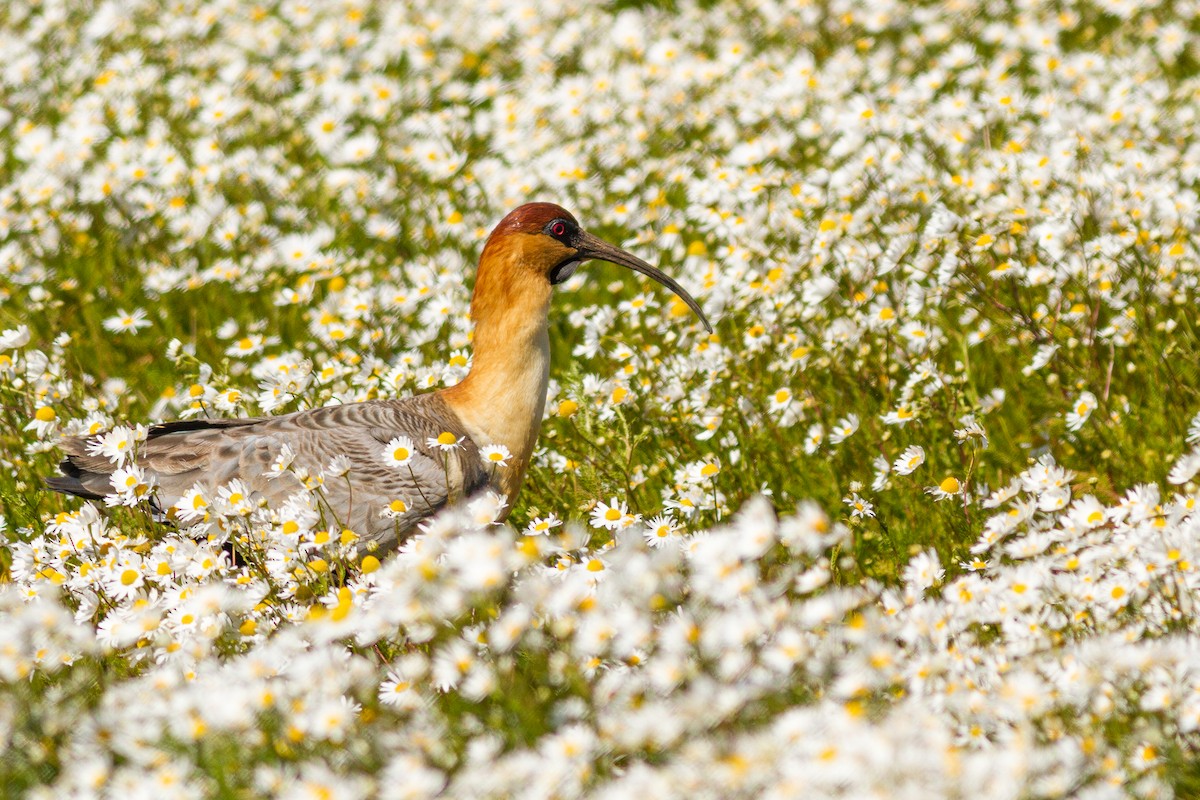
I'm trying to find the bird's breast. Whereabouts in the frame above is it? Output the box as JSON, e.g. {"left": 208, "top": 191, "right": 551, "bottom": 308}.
{"left": 441, "top": 325, "right": 550, "bottom": 514}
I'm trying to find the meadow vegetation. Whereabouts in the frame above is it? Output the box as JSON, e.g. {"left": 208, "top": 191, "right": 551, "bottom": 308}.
{"left": 2, "top": 0, "right": 1200, "bottom": 796}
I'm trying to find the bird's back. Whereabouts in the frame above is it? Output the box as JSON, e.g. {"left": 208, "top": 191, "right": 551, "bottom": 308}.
{"left": 49, "top": 394, "right": 488, "bottom": 552}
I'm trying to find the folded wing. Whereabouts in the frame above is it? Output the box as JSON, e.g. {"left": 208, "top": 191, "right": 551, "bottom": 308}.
{"left": 49, "top": 394, "right": 486, "bottom": 551}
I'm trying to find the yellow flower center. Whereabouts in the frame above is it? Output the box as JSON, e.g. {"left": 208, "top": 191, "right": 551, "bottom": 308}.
{"left": 437, "top": 432, "right": 457, "bottom": 446}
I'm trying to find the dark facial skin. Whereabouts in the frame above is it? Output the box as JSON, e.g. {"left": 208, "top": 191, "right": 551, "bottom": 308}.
{"left": 536, "top": 212, "right": 712, "bottom": 333}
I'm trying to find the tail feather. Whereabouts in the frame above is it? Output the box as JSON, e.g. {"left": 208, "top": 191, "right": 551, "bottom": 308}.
{"left": 56, "top": 436, "right": 116, "bottom": 476}
{"left": 45, "top": 472, "right": 107, "bottom": 500}
{"left": 147, "top": 417, "right": 262, "bottom": 440}
{"left": 48, "top": 416, "right": 267, "bottom": 507}
{"left": 49, "top": 449, "right": 118, "bottom": 499}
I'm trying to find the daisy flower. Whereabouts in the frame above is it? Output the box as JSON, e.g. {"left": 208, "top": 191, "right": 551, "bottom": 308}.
{"left": 0, "top": 324, "right": 30, "bottom": 349}
{"left": 829, "top": 414, "right": 860, "bottom": 444}
{"left": 871, "top": 455, "right": 891, "bottom": 491}
{"left": 1065, "top": 495, "right": 1108, "bottom": 530}
{"left": 324, "top": 454, "right": 352, "bottom": 478}
{"left": 525, "top": 514, "right": 563, "bottom": 535}
{"left": 881, "top": 404, "right": 917, "bottom": 426}
{"left": 926, "top": 476, "right": 962, "bottom": 501}
{"left": 892, "top": 445, "right": 926, "bottom": 475}
{"left": 383, "top": 499, "right": 411, "bottom": 519}
{"left": 382, "top": 436, "right": 416, "bottom": 467}
{"left": 107, "top": 562, "right": 146, "bottom": 600}
{"left": 86, "top": 425, "right": 138, "bottom": 465}
{"left": 843, "top": 492, "right": 875, "bottom": 518}
{"left": 954, "top": 416, "right": 989, "bottom": 448}
{"left": 898, "top": 320, "right": 932, "bottom": 351}
{"left": 590, "top": 497, "right": 632, "bottom": 531}
{"left": 803, "top": 423, "right": 824, "bottom": 454}
{"left": 1065, "top": 391, "right": 1097, "bottom": 432}
{"left": 107, "top": 464, "right": 154, "bottom": 506}
{"left": 216, "top": 479, "right": 254, "bottom": 516}
{"left": 225, "top": 334, "right": 265, "bottom": 358}
{"left": 427, "top": 432, "right": 462, "bottom": 452}
{"left": 268, "top": 443, "right": 296, "bottom": 477}
{"left": 479, "top": 444, "right": 512, "bottom": 468}
{"left": 212, "top": 388, "right": 243, "bottom": 412}
{"left": 903, "top": 549, "right": 944, "bottom": 592}
{"left": 25, "top": 406, "right": 59, "bottom": 437}
{"left": 379, "top": 672, "right": 422, "bottom": 710}
{"left": 1168, "top": 448, "right": 1200, "bottom": 486}
{"left": 103, "top": 309, "right": 152, "bottom": 334}
{"left": 867, "top": 299, "right": 898, "bottom": 329}
{"left": 173, "top": 485, "right": 210, "bottom": 523}
{"left": 467, "top": 492, "right": 507, "bottom": 526}
{"left": 643, "top": 514, "right": 680, "bottom": 547}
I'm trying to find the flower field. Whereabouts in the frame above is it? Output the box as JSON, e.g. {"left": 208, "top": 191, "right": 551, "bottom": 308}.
{"left": 3, "top": 0, "right": 1200, "bottom": 796}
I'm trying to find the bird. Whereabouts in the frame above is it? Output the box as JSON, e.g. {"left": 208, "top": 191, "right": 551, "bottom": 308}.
{"left": 47, "top": 202, "right": 712, "bottom": 553}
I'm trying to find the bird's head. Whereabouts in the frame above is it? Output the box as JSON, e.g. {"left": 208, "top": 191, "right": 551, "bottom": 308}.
{"left": 479, "top": 202, "right": 712, "bottom": 332}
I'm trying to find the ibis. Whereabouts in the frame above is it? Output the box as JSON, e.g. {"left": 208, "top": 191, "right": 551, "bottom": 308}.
{"left": 47, "top": 203, "right": 711, "bottom": 552}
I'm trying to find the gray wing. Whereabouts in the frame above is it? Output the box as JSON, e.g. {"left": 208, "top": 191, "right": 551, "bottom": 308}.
{"left": 50, "top": 394, "right": 488, "bottom": 549}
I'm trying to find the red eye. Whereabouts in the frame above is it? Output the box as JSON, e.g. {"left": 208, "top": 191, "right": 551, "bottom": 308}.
{"left": 551, "top": 221, "right": 566, "bottom": 237}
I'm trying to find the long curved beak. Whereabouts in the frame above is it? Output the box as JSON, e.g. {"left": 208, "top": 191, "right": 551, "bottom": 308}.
{"left": 575, "top": 230, "right": 713, "bottom": 333}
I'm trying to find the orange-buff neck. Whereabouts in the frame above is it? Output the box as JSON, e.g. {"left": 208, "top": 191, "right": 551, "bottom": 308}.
{"left": 439, "top": 234, "right": 554, "bottom": 512}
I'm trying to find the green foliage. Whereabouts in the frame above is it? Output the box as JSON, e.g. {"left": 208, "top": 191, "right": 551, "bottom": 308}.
{"left": 2, "top": 0, "right": 1200, "bottom": 796}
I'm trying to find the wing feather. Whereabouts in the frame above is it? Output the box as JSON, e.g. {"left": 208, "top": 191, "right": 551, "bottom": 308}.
{"left": 49, "top": 394, "right": 487, "bottom": 550}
